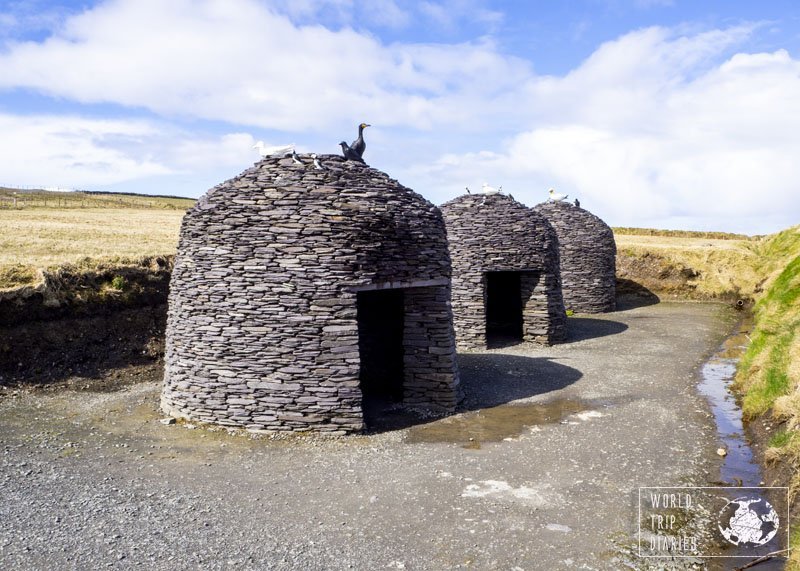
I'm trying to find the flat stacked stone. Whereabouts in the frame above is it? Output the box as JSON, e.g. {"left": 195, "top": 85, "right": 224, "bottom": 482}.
{"left": 533, "top": 200, "right": 616, "bottom": 313}
{"left": 440, "top": 194, "right": 567, "bottom": 349}
{"left": 162, "top": 154, "right": 462, "bottom": 434}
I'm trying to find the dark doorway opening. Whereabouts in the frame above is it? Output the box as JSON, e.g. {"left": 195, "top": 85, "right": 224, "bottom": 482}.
{"left": 485, "top": 271, "right": 523, "bottom": 347}
{"left": 357, "top": 289, "right": 405, "bottom": 427}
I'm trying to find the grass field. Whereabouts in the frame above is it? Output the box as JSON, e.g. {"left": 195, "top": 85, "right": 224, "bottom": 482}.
{"left": 0, "top": 198, "right": 780, "bottom": 297}
{"left": 0, "top": 209, "right": 185, "bottom": 269}
{"left": 0, "top": 188, "right": 195, "bottom": 210}
{"left": 0, "top": 193, "right": 191, "bottom": 289}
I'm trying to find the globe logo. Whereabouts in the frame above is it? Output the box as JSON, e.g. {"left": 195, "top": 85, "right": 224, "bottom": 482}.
{"left": 717, "top": 497, "right": 780, "bottom": 546}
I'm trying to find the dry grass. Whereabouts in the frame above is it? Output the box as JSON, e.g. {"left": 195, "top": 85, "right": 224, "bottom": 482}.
{"left": 614, "top": 232, "right": 763, "bottom": 299}
{"left": 0, "top": 208, "right": 186, "bottom": 289}
{"left": 612, "top": 226, "right": 753, "bottom": 240}
{"left": 613, "top": 233, "right": 754, "bottom": 251}
{"left": 0, "top": 188, "right": 194, "bottom": 210}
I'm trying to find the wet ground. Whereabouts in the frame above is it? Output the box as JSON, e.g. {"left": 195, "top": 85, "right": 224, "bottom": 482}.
{"left": 698, "top": 318, "right": 761, "bottom": 487}
{"left": 0, "top": 301, "right": 763, "bottom": 570}
{"left": 696, "top": 319, "right": 788, "bottom": 569}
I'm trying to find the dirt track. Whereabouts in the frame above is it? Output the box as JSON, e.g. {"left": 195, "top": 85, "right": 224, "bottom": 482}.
{"left": 0, "top": 301, "right": 736, "bottom": 570}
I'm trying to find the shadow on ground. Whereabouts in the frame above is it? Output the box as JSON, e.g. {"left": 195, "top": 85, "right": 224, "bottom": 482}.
{"left": 365, "top": 353, "right": 582, "bottom": 433}
{"left": 458, "top": 353, "right": 582, "bottom": 409}
{"left": 563, "top": 316, "right": 629, "bottom": 343}
{"left": 0, "top": 306, "right": 166, "bottom": 389}
{"left": 615, "top": 279, "right": 661, "bottom": 309}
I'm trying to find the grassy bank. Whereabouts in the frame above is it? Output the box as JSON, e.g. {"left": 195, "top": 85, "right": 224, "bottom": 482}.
{"left": 730, "top": 227, "right": 800, "bottom": 419}
{"left": 717, "top": 226, "right": 800, "bottom": 567}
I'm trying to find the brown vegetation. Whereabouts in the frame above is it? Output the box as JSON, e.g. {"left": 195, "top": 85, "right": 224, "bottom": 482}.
{"left": 0, "top": 207, "right": 186, "bottom": 289}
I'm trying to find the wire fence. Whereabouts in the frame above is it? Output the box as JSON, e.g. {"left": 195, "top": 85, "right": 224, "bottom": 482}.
{"left": 1, "top": 184, "right": 79, "bottom": 192}
{"left": 0, "top": 185, "right": 195, "bottom": 210}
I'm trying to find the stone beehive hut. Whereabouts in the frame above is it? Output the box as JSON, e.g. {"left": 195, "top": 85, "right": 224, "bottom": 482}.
{"left": 440, "top": 194, "right": 567, "bottom": 349}
{"left": 533, "top": 200, "right": 616, "bottom": 313}
{"left": 162, "top": 154, "right": 462, "bottom": 434}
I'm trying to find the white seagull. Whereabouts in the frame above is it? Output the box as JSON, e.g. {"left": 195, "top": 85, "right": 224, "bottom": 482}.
{"left": 548, "top": 188, "right": 569, "bottom": 201}
{"left": 482, "top": 182, "right": 502, "bottom": 194}
{"left": 253, "top": 141, "right": 295, "bottom": 158}
{"left": 311, "top": 154, "right": 324, "bottom": 170}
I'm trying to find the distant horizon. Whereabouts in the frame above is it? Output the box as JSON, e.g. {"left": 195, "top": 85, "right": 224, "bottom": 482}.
{"left": 2, "top": 182, "right": 788, "bottom": 238}
{"left": 2, "top": 1, "right": 800, "bottom": 235}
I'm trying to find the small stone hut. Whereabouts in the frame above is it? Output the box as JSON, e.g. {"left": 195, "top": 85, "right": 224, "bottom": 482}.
{"left": 162, "top": 155, "right": 462, "bottom": 434}
{"left": 533, "top": 200, "right": 616, "bottom": 313}
{"left": 441, "top": 193, "right": 567, "bottom": 349}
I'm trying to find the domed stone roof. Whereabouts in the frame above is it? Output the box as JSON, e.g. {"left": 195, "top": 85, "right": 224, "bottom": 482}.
{"left": 162, "top": 154, "right": 462, "bottom": 434}
{"left": 533, "top": 200, "right": 616, "bottom": 313}
{"left": 441, "top": 193, "right": 567, "bottom": 349}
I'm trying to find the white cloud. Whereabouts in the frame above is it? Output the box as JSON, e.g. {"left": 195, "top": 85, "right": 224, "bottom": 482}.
{"left": 397, "top": 26, "right": 800, "bottom": 234}
{"left": 0, "top": 113, "right": 259, "bottom": 188}
{"left": 0, "top": 13, "right": 16, "bottom": 28}
{"left": 0, "top": 114, "right": 171, "bottom": 187}
{"left": 0, "top": 0, "right": 522, "bottom": 132}
{"left": 363, "top": 0, "right": 410, "bottom": 29}
{"left": 0, "top": 0, "right": 67, "bottom": 38}
{"left": 419, "top": 0, "right": 503, "bottom": 31}
{"left": 0, "top": 3, "right": 798, "bottom": 233}
{"left": 635, "top": 0, "right": 674, "bottom": 7}
{"left": 168, "top": 132, "right": 258, "bottom": 169}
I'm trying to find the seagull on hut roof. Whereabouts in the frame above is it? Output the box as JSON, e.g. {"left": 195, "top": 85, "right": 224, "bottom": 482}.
{"left": 253, "top": 142, "right": 295, "bottom": 158}
{"left": 465, "top": 186, "right": 471, "bottom": 195}
{"left": 291, "top": 150, "right": 303, "bottom": 165}
{"left": 574, "top": 198, "right": 580, "bottom": 208}
{"left": 311, "top": 154, "right": 324, "bottom": 170}
{"left": 350, "top": 122, "right": 370, "bottom": 159}
{"left": 339, "top": 141, "right": 365, "bottom": 163}
{"left": 482, "top": 182, "right": 502, "bottom": 194}
{"left": 548, "top": 188, "right": 569, "bottom": 201}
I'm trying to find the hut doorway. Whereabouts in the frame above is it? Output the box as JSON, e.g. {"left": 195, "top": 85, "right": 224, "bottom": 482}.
{"left": 356, "top": 289, "right": 405, "bottom": 424}
{"left": 485, "top": 271, "right": 523, "bottom": 346}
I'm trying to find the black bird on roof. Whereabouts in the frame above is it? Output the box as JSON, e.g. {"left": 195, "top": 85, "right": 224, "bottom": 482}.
{"left": 574, "top": 198, "right": 581, "bottom": 208}
{"left": 339, "top": 141, "right": 365, "bottom": 163}
{"left": 351, "top": 122, "right": 370, "bottom": 159}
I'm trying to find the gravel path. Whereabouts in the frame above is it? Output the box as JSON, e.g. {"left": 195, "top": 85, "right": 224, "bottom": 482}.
{"left": 0, "top": 301, "right": 735, "bottom": 570}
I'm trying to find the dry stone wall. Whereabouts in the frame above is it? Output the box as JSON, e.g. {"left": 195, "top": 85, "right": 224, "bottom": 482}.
{"left": 441, "top": 194, "right": 567, "bottom": 349}
{"left": 162, "top": 154, "right": 462, "bottom": 434}
{"left": 533, "top": 200, "right": 616, "bottom": 313}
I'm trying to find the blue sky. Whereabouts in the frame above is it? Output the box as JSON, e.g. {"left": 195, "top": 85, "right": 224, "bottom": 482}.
{"left": 1, "top": 0, "right": 800, "bottom": 234}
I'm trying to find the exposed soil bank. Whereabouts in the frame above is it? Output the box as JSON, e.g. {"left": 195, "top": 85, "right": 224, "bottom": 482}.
{"left": 0, "top": 251, "right": 710, "bottom": 393}
{"left": 0, "top": 256, "right": 172, "bottom": 324}
{"left": 0, "top": 302, "right": 740, "bottom": 570}
{"left": 617, "top": 250, "right": 747, "bottom": 303}
{"left": 0, "top": 306, "right": 165, "bottom": 388}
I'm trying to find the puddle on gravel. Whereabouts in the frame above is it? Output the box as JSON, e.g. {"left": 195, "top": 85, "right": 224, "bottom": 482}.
{"left": 697, "top": 317, "right": 788, "bottom": 569}
{"left": 697, "top": 317, "right": 760, "bottom": 486}
{"left": 405, "top": 398, "right": 592, "bottom": 448}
